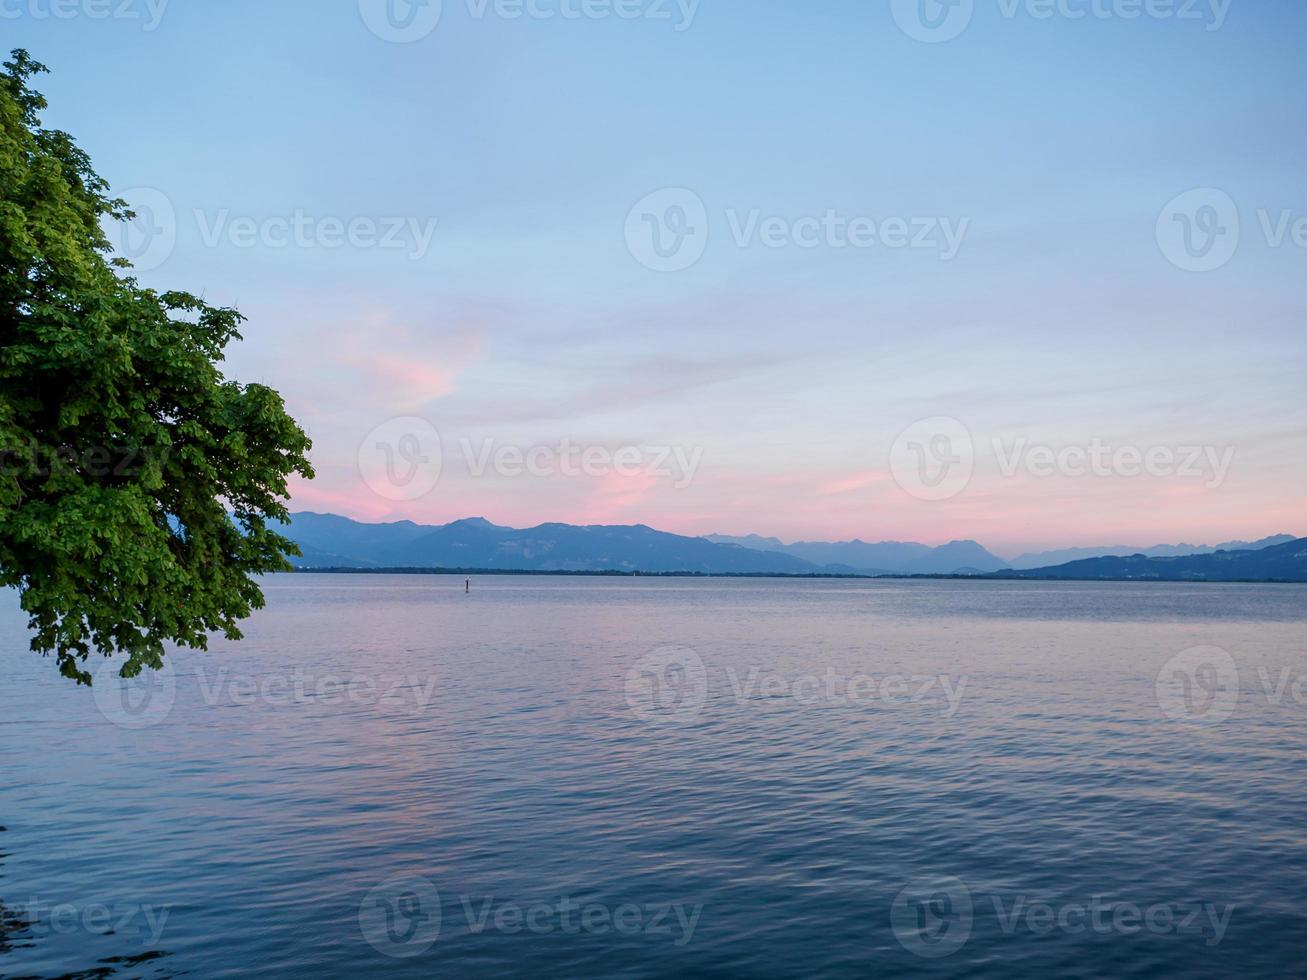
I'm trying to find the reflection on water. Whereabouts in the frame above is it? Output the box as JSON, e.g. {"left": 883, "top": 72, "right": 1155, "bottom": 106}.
{"left": 0, "top": 828, "right": 174, "bottom": 978}
{"left": 0, "top": 827, "right": 31, "bottom": 962}
{"left": 1, "top": 576, "right": 1306, "bottom": 978}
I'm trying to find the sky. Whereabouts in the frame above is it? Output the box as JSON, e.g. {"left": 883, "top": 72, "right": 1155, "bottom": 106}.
{"left": 6, "top": 0, "right": 1306, "bottom": 556}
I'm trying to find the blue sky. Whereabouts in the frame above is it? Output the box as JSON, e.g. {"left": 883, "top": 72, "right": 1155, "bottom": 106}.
{"left": 6, "top": 0, "right": 1306, "bottom": 552}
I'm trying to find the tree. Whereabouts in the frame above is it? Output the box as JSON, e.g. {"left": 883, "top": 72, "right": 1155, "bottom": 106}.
{"left": 0, "top": 50, "right": 313, "bottom": 684}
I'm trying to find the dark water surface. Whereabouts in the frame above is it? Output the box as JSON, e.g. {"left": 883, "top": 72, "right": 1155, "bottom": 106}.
{"left": 1, "top": 576, "right": 1305, "bottom": 978}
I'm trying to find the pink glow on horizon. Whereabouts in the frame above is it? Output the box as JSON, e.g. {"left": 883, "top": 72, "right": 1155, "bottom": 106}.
{"left": 262, "top": 306, "right": 1304, "bottom": 557}
{"left": 284, "top": 453, "right": 1304, "bottom": 556}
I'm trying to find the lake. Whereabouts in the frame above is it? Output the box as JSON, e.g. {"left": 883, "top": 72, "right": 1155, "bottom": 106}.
{"left": 2, "top": 576, "right": 1305, "bottom": 978}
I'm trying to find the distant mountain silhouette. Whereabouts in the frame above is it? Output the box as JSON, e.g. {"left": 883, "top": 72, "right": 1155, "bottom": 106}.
{"left": 993, "top": 538, "right": 1307, "bottom": 582}
{"left": 282, "top": 513, "right": 831, "bottom": 574}
{"left": 292, "top": 541, "right": 378, "bottom": 568}
{"left": 1008, "top": 534, "right": 1295, "bottom": 570}
{"left": 279, "top": 514, "right": 1303, "bottom": 580}
{"left": 705, "top": 534, "right": 1007, "bottom": 575}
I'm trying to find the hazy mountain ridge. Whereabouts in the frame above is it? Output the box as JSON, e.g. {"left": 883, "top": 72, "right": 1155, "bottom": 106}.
{"left": 994, "top": 538, "right": 1307, "bottom": 582}
{"left": 282, "top": 513, "right": 830, "bottom": 574}
{"left": 279, "top": 514, "right": 1303, "bottom": 581}
{"left": 706, "top": 535, "right": 1010, "bottom": 575}
{"left": 1008, "top": 534, "right": 1296, "bottom": 569}
{"left": 711, "top": 531, "right": 1297, "bottom": 574}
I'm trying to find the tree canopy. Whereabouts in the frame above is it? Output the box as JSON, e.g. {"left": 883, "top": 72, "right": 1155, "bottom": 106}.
{"left": 0, "top": 50, "right": 313, "bottom": 684}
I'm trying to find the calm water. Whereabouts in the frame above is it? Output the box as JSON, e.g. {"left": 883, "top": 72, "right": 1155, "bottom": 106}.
{"left": 1, "top": 576, "right": 1305, "bottom": 978}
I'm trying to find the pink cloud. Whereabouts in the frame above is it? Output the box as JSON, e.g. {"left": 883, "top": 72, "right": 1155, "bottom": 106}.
{"left": 281, "top": 311, "right": 484, "bottom": 418}
{"left": 820, "top": 471, "right": 890, "bottom": 495}
{"left": 573, "top": 469, "right": 661, "bottom": 525}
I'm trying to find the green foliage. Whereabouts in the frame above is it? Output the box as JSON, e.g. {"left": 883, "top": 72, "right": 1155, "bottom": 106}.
{"left": 0, "top": 50, "right": 314, "bottom": 684}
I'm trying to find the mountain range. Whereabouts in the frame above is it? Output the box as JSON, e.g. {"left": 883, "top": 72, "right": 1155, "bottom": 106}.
{"left": 705, "top": 535, "right": 1008, "bottom": 575}
{"left": 993, "top": 537, "right": 1307, "bottom": 582}
{"left": 1006, "top": 535, "right": 1297, "bottom": 569}
{"left": 282, "top": 514, "right": 823, "bottom": 574}
{"left": 277, "top": 513, "right": 1305, "bottom": 581}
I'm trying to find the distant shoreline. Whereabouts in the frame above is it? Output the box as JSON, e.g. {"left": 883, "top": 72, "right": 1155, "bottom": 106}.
{"left": 286, "top": 568, "right": 1305, "bottom": 585}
